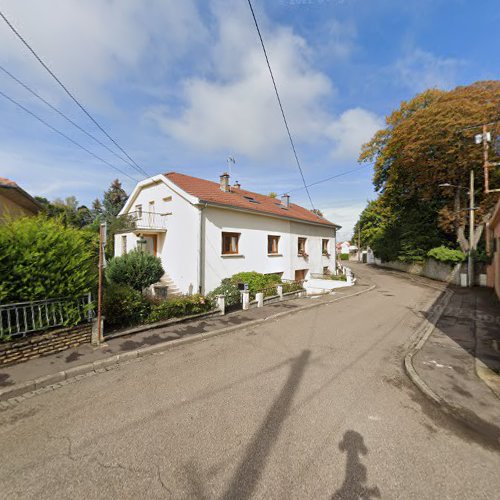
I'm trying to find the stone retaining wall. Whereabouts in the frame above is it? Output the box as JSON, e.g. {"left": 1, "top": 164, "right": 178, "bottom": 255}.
{"left": 373, "top": 258, "right": 464, "bottom": 285}
{"left": 0, "top": 323, "right": 92, "bottom": 367}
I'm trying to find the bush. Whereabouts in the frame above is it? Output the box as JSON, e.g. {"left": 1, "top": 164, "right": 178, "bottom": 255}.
{"left": 106, "top": 250, "right": 164, "bottom": 291}
{"left": 339, "top": 253, "right": 349, "bottom": 261}
{"left": 207, "top": 279, "right": 241, "bottom": 307}
{"left": 427, "top": 246, "right": 466, "bottom": 265}
{"left": 147, "top": 294, "right": 212, "bottom": 323}
{"left": 0, "top": 216, "right": 98, "bottom": 303}
{"left": 103, "top": 283, "right": 151, "bottom": 327}
{"left": 230, "top": 271, "right": 281, "bottom": 296}
{"left": 329, "top": 274, "right": 347, "bottom": 281}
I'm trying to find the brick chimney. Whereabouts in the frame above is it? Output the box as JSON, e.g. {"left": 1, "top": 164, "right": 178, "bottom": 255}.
{"left": 233, "top": 180, "right": 241, "bottom": 189}
{"left": 281, "top": 193, "right": 290, "bottom": 208}
{"left": 220, "top": 172, "right": 230, "bottom": 192}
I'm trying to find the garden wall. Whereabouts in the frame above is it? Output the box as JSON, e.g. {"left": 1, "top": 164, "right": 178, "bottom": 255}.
{"left": 373, "top": 258, "right": 463, "bottom": 285}
{"left": 0, "top": 323, "right": 91, "bottom": 367}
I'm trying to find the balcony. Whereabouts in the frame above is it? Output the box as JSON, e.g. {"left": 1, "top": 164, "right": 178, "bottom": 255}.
{"left": 126, "top": 211, "right": 170, "bottom": 232}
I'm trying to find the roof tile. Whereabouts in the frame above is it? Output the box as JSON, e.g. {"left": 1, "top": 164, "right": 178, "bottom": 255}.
{"left": 165, "top": 172, "right": 339, "bottom": 228}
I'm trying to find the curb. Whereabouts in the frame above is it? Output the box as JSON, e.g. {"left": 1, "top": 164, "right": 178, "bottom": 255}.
{"left": 0, "top": 283, "right": 376, "bottom": 404}
{"left": 403, "top": 285, "right": 500, "bottom": 448}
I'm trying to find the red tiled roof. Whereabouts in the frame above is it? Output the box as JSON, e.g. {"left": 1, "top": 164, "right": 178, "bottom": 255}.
{"left": 165, "top": 172, "right": 339, "bottom": 228}
{"left": 0, "top": 177, "right": 18, "bottom": 188}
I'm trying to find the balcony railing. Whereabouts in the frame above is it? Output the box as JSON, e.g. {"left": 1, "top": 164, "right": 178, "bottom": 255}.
{"left": 126, "top": 211, "right": 170, "bottom": 231}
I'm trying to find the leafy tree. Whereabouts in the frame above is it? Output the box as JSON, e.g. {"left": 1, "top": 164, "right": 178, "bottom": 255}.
{"left": 103, "top": 179, "right": 128, "bottom": 219}
{"left": 311, "top": 208, "right": 324, "bottom": 217}
{"left": 106, "top": 250, "right": 164, "bottom": 292}
{"left": 355, "top": 81, "right": 500, "bottom": 261}
{"left": 268, "top": 192, "right": 278, "bottom": 198}
{"left": 0, "top": 216, "right": 98, "bottom": 303}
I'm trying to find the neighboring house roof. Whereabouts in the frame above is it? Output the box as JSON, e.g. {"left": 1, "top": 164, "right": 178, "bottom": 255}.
{"left": 164, "top": 172, "right": 340, "bottom": 229}
{"left": 0, "top": 177, "right": 18, "bottom": 187}
{"left": 0, "top": 176, "right": 42, "bottom": 214}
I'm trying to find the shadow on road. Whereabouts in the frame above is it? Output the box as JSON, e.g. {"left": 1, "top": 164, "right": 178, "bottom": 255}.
{"left": 221, "top": 349, "right": 311, "bottom": 500}
{"left": 331, "top": 430, "right": 380, "bottom": 500}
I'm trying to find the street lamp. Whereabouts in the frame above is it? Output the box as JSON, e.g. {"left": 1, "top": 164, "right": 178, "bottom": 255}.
{"left": 439, "top": 169, "right": 475, "bottom": 287}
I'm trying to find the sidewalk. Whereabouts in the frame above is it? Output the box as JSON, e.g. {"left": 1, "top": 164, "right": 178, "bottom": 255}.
{"left": 411, "top": 286, "right": 500, "bottom": 445}
{"left": 0, "top": 283, "right": 370, "bottom": 399}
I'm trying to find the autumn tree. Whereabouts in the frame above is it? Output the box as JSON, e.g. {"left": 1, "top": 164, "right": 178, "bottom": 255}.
{"left": 356, "top": 81, "right": 500, "bottom": 261}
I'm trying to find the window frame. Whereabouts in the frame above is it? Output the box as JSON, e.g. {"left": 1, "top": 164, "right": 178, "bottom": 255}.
{"left": 135, "top": 204, "right": 142, "bottom": 218}
{"left": 221, "top": 232, "right": 240, "bottom": 255}
{"left": 121, "top": 235, "right": 127, "bottom": 255}
{"left": 267, "top": 235, "right": 280, "bottom": 255}
{"left": 322, "top": 239, "right": 330, "bottom": 256}
{"left": 298, "top": 237, "right": 307, "bottom": 256}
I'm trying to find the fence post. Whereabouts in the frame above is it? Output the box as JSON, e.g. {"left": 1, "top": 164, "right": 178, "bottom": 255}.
{"left": 87, "top": 292, "right": 93, "bottom": 323}
{"left": 277, "top": 285, "right": 283, "bottom": 300}
{"left": 256, "top": 292, "right": 264, "bottom": 307}
{"left": 241, "top": 290, "right": 250, "bottom": 310}
{"left": 216, "top": 294, "right": 226, "bottom": 315}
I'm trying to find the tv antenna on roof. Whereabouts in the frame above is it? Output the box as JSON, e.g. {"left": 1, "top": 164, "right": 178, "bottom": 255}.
{"left": 227, "top": 156, "right": 235, "bottom": 176}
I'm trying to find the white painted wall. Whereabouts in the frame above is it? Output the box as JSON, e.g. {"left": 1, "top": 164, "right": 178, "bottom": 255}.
{"left": 115, "top": 179, "right": 201, "bottom": 294}
{"left": 203, "top": 206, "right": 336, "bottom": 293}
{"left": 116, "top": 178, "right": 337, "bottom": 295}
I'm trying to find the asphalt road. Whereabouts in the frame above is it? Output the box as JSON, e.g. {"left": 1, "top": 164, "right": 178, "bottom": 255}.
{"left": 1, "top": 264, "right": 499, "bottom": 499}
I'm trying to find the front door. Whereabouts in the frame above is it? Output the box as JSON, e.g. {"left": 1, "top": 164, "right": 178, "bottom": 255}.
{"left": 144, "top": 235, "right": 158, "bottom": 256}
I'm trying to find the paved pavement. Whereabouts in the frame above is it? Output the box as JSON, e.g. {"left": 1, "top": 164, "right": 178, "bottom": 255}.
{"left": 1, "top": 264, "right": 500, "bottom": 499}
{"left": 412, "top": 285, "right": 500, "bottom": 444}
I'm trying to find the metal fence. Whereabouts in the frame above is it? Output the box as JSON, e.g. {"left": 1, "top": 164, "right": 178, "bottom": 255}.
{"left": 0, "top": 294, "right": 93, "bottom": 340}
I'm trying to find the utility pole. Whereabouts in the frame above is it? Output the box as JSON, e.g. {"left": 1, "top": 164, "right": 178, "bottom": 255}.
{"left": 468, "top": 169, "right": 475, "bottom": 287}
{"left": 482, "top": 124, "right": 490, "bottom": 194}
{"left": 358, "top": 225, "right": 361, "bottom": 262}
{"left": 97, "top": 222, "right": 106, "bottom": 343}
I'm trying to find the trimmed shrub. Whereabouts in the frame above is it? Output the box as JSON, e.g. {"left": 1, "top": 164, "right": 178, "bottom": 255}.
{"left": 147, "top": 294, "right": 212, "bottom": 323}
{"left": 0, "top": 215, "right": 97, "bottom": 303}
{"left": 230, "top": 271, "right": 281, "bottom": 296}
{"left": 207, "top": 279, "right": 241, "bottom": 307}
{"left": 339, "top": 253, "right": 349, "bottom": 261}
{"left": 329, "top": 274, "right": 347, "bottom": 281}
{"left": 106, "top": 250, "right": 164, "bottom": 291}
{"left": 427, "top": 246, "right": 466, "bottom": 265}
{"left": 102, "top": 283, "right": 151, "bottom": 327}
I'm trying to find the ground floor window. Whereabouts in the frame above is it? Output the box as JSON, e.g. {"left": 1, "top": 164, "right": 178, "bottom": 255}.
{"left": 222, "top": 232, "right": 240, "bottom": 254}
{"left": 121, "top": 235, "right": 127, "bottom": 255}
{"left": 298, "top": 237, "right": 307, "bottom": 256}
{"left": 323, "top": 266, "right": 330, "bottom": 275}
{"left": 268, "top": 235, "right": 280, "bottom": 254}
{"left": 294, "top": 269, "right": 308, "bottom": 281}
{"left": 322, "top": 239, "right": 329, "bottom": 255}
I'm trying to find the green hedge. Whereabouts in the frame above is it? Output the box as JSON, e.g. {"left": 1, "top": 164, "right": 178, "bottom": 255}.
{"left": 207, "top": 279, "right": 241, "bottom": 307}
{"left": 0, "top": 216, "right": 97, "bottom": 303}
{"left": 229, "top": 271, "right": 281, "bottom": 297}
{"left": 147, "top": 294, "right": 211, "bottom": 323}
{"left": 427, "top": 246, "right": 466, "bottom": 265}
{"left": 103, "top": 283, "right": 151, "bottom": 327}
{"left": 339, "top": 253, "right": 350, "bottom": 261}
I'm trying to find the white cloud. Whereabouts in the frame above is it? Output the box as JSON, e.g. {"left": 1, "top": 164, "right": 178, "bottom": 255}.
{"left": 395, "top": 48, "right": 464, "bottom": 93}
{"left": 323, "top": 202, "right": 367, "bottom": 241}
{"left": 0, "top": 0, "right": 208, "bottom": 106}
{"left": 147, "top": 1, "right": 381, "bottom": 165}
{"left": 326, "top": 108, "right": 383, "bottom": 161}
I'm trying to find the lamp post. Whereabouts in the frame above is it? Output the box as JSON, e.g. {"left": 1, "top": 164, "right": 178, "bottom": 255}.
{"left": 439, "top": 169, "right": 475, "bottom": 287}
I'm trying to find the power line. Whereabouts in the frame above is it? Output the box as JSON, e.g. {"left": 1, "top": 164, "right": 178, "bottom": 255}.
{"left": 284, "top": 166, "right": 367, "bottom": 195}
{"left": 246, "top": 0, "right": 315, "bottom": 211}
{"left": 0, "top": 9, "right": 149, "bottom": 178}
{"left": 0, "top": 64, "right": 139, "bottom": 174}
{"left": 0, "top": 89, "right": 139, "bottom": 182}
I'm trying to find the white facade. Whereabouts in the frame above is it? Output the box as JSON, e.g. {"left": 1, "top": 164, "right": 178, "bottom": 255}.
{"left": 115, "top": 174, "right": 339, "bottom": 295}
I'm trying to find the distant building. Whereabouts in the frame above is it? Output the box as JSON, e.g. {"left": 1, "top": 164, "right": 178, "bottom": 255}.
{"left": 115, "top": 171, "right": 341, "bottom": 295}
{"left": 0, "top": 177, "right": 41, "bottom": 223}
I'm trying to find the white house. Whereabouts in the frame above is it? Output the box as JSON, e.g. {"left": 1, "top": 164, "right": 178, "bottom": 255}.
{"left": 115, "top": 172, "right": 341, "bottom": 296}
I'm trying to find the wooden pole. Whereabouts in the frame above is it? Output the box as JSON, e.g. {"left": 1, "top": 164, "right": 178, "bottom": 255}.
{"left": 468, "top": 169, "right": 475, "bottom": 287}
{"left": 483, "top": 124, "right": 490, "bottom": 194}
{"left": 97, "top": 223, "right": 104, "bottom": 343}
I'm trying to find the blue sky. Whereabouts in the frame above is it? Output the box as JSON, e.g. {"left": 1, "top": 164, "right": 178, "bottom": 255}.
{"left": 0, "top": 0, "right": 498, "bottom": 240}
